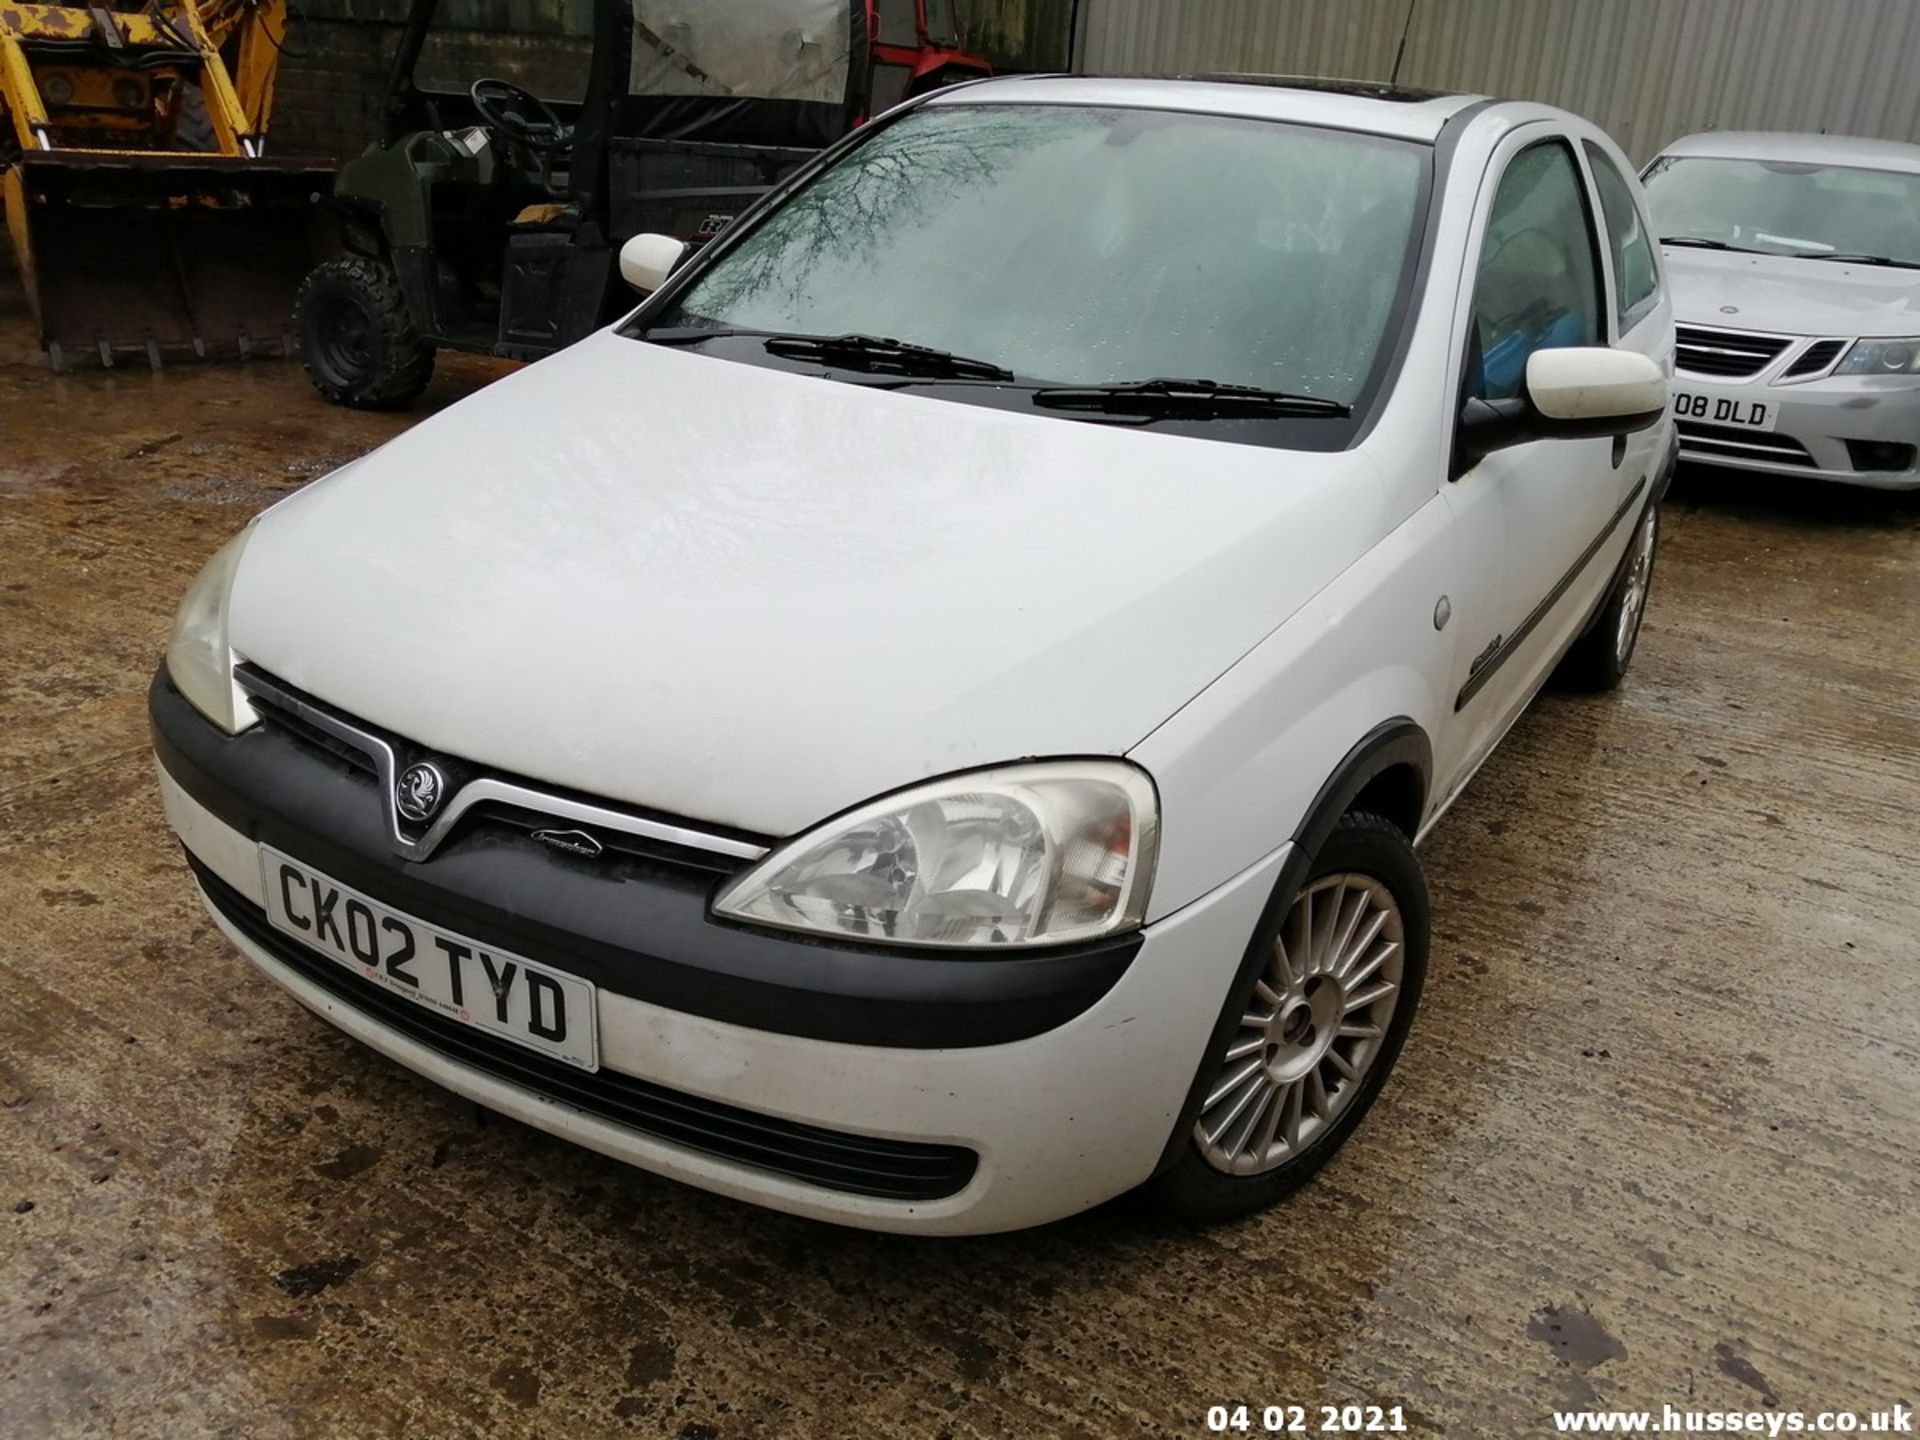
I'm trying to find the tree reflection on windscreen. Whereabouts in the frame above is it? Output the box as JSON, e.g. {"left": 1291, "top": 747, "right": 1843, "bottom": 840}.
{"left": 656, "top": 104, "right": 1428, "bottom": 402}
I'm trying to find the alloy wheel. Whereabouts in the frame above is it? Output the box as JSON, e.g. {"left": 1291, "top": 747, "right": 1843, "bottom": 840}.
{"left": 1615, "top": 507, "right": 1658, "bottom": 664}
{"left": 1195, "top": 873, "right": 1405, "bottom": 1176}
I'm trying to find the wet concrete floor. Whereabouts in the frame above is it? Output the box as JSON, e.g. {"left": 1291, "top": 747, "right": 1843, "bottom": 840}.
{"left": 2, "top": 282, "right": 1917, "bottom": 1437}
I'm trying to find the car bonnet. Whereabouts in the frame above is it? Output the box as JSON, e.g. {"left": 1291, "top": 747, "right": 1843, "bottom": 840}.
{"left": 1664, "top": 246, "right": 1920, "bottom": 339}
{"left": 227, "top": 332, "right": 1388, "bottom": 837}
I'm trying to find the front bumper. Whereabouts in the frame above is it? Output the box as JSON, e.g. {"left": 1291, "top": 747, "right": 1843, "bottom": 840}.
{"left": 152, "top": 669, "right": 1285, "bottom": 1233}
{"left": 1674, "top": 368, "right": 1920, "bottom": 490}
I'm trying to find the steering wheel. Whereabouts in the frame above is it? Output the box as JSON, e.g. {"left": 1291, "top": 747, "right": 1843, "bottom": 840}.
{"left": 468, "top": 77, "right": 570, "bottom": 152}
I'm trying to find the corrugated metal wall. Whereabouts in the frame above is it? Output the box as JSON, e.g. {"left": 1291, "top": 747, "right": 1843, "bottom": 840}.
{"left": 1073, "top": 0, "right": 1920, "bottom": 161}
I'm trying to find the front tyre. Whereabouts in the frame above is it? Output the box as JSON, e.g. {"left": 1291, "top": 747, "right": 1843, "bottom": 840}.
{"left": 294, "top": 257, "right": 435, "bottom": 409}
{"left": 1148, "top": 811, "right": 1429, "bottom": 1223}
{"left": 1558, "top": 500, "right": 1659, "bottom": 691}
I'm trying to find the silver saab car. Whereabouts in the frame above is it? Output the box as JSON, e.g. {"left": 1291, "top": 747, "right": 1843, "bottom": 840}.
{"left": 1644, "top": 130, "right": 1920, "bottom": 490}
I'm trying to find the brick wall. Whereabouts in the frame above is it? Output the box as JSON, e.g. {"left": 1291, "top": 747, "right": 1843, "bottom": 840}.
{"left": 270, "top": 18, "right": 399, "bottom": 159}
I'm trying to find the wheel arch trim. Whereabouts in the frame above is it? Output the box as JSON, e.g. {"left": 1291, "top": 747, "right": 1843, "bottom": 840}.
{"left": 1292, "top": 717, "right": 1433, "bottom": 855}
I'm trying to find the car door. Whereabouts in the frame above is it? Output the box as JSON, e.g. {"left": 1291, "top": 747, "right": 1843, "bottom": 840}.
{"left": 1442, "top": 130, "right": 1619, "bottom": 763}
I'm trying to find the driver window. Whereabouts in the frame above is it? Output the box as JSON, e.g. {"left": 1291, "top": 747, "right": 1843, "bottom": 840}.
{"left": 875, "top": 0, "right": 919, "bottom": 44}
{"left": 1469, "top": 141, "right": 1604, "bottom": 401}
{"left": 870, "top": 62, "right": 913, "bottom": 113}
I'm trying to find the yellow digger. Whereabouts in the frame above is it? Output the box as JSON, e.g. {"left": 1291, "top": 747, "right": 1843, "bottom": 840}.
{"left": 0, "top": 0, "right": 331, "bottom": 365}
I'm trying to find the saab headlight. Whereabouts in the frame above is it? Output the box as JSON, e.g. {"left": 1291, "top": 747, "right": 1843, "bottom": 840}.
{"left": 165, "top": 527, "right": 255, "bottom": 733}
{"left": 714, "top": 761, "right": 1159, "bottom": 948}
{"left": 1837, "top": 337, "right": 1920, "bottom": 376}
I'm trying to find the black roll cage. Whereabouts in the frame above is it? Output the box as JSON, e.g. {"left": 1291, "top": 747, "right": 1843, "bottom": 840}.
{"left": 379, "top": 0, "right": 874, "bottom": 233}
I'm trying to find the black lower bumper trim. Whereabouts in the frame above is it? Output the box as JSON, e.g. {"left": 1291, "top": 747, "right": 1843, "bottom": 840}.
{"left": 150, "top": 666, "right": 1141, "bottom": 1048}
{"left": 191, "top": 856, "right": 978, "bottom": 1202}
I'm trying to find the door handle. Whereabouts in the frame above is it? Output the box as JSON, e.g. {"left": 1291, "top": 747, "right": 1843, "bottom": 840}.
{"left": 1611, "top": 434, "right": 1627, "bottom": 468}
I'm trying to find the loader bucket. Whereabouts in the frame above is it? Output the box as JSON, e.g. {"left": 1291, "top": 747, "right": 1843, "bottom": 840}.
{"left": 4, "top": 151, "right": 335, "bottom": 369}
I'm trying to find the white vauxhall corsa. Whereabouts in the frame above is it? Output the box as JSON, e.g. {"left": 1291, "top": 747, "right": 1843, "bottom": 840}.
{"left": 153, "top": 77, "right": 1677, "bottom": 1234}
{"left": 1646, "top": 130, "right": 1920, "bottom": 489}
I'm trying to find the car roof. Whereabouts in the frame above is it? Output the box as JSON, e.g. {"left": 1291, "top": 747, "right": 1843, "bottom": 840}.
{"left": 1656, "top": 130, "right": 1920, "bottom": 174}
{"left": 925, "top": 74, "right": 1489, "bottom": 143}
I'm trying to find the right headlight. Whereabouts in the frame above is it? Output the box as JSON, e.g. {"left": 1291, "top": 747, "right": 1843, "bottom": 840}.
{"left": 713, "top": 760, "right": 1159, "bottom": 949}
{"left": 165, "top": 526, "right": 255, "bottom": 733}
{"left": 1837, "top": 336, "right": 1920, "bottom": 376}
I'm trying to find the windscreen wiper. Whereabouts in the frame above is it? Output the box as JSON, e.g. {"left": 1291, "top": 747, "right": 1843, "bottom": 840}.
{"left": 1030, "top": 378, "right": 1351, "bottom": 417}
{"left": 760, "top": 332, "right": 1016, "bottom": 381}
{"left": 641, "top": 326, "right": 1016, "bottom": 380}
{"left": 1658, "top": 236, "right": 1772, "bottom": 254}
{"left": 643, "top": 325, "right": 774, "bottom": 346}
{"left": 1794, "top": 251, "right": 1920, "bottom": 269}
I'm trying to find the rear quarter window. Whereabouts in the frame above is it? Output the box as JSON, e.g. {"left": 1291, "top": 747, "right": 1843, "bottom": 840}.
{"left": 1584, "top": 142, "right": 1660, "bottom": 331}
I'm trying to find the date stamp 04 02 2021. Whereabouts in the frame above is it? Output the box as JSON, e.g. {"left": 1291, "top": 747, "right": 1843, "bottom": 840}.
{"left": 1207, "top": 1404, "right": 1409, "bottom": 1435}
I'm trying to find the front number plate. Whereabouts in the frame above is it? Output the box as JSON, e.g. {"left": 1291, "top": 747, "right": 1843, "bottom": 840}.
{"left": 258, "top": 847, "right": 599, "bottom": 1070}
{"left": 1673, "top": 388, "right": 1778, "bottom": 431}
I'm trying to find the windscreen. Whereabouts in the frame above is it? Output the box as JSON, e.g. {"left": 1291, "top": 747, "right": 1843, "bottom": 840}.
{"left": 629, "top": 0, "right": 850, "bottom": 104}
{"left": 1644, "top": 155, "right": 1920, "bottom": 265}
{"left": 653, "top": 103, "right": 1429, "bottom": 404}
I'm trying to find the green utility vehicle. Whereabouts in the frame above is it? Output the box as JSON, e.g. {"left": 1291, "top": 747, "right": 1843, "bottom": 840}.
{"left": 294, "top": 0, "right": 988, "bottom": 406}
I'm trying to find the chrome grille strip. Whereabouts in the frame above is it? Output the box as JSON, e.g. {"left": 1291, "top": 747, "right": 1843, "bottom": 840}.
{"left": 1684, "top": 434, "right": 1807, "bottom": 457}
{"left": 1675, "top": 420, "right": 1814, "bottom": 466}
{"left": 1675, "top": 324, "right": 1791, "bottom": 378}
{"left": 235, "top": 667, "right": 769, "bottom": 865}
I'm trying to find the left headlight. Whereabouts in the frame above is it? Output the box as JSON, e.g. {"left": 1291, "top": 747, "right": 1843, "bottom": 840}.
{"left": 165, "top": 526, "right": 255, "bottom": 733}
{"left": 1837, "top": 336, "right": 1920, "bottom": 376}
{"left": 713, "top": 760, "right": 1159, "bottom": 949}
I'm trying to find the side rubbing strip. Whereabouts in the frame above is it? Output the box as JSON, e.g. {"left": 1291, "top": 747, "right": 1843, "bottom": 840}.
{"left": 1455, "top": 475, "right": 1649, "bottom": 712}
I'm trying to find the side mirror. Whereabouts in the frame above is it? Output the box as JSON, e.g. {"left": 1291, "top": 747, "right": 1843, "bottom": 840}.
{"left": 619, "top": 232, "right": 687, "bottom": 295}
{"left": 1458, "top": 346, "right": 1667, "bottom": 464}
